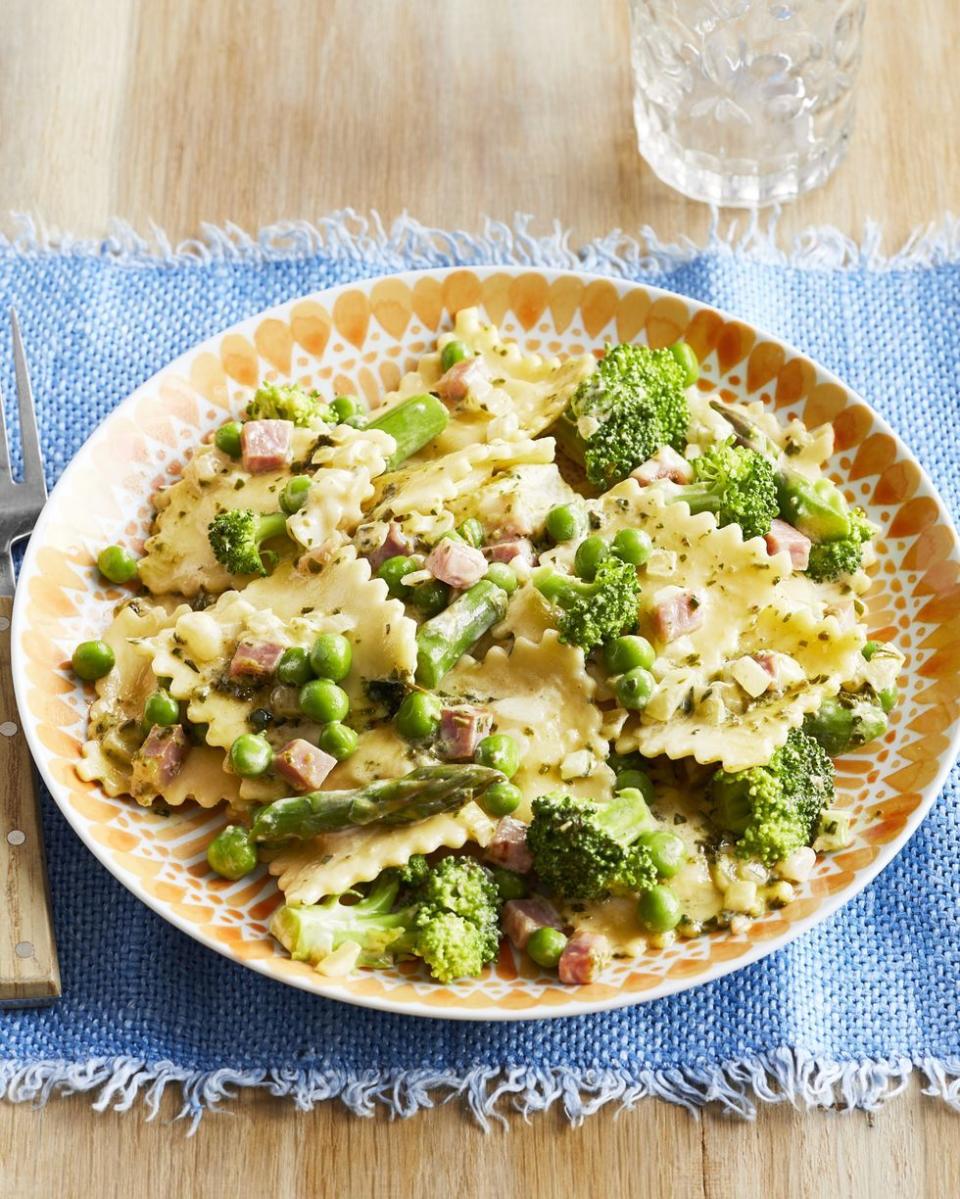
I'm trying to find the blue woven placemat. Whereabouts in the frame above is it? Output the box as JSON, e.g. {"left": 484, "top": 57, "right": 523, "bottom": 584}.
{"left": 2, "top": 213, "right": 959, "bottom": 1129}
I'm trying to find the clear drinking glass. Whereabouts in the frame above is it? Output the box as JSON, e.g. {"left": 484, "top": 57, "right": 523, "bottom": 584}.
{"left": 628, "top": 0, "right": 867, "bottom": 206}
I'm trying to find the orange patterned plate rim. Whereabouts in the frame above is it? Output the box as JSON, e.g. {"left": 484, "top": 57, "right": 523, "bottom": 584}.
{"left": 12, "top": 267, "right": 960, "bottom": 1021}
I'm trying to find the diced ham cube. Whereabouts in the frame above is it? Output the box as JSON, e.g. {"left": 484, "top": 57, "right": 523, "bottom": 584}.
{"left": 425, "top": 538, "right": 488, "bottom": 589}
{"left": 558, "top": 930, "right": 612, "bottom": 985}
{"left": 651, "top": 590, "right": 704, "bottom": 643}
{"left": 131, "top": 724, "right": 189, "bottom": 795}
{"left": 229, "top": 639, "right": 285, "bottom": 682}
{"left": 274, "top": 739, "right": 337, "bottom": 792}
{"left": 485, "top": 817, "right": 533, "bottom": 874}
{"left": 483, "top": 538, "right": 537, "bottom": 567}
{"left": 436, "top": 357, "right": 492, "bottom": 403}
{"left": 437, "top": 705, "right": 492, "bottom": 761}
{"left": 367, "top": 522, "right": 412, "bottom": 572}
{"left": 764, "top": 519, "right": 812, "bottom": 571}
{"left": 241, "top": 419, "right": 294, "bottom": 474}
{"left": 502, "top": 897, "right": 564, "bottom": 951}
{"left": 631, "top": 446, "right": 695, "bottom": 486}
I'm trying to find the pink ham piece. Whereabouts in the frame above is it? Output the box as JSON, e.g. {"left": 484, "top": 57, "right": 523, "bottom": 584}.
{"left": 558, "top": 930, "right": 612, "bottom": 986}
{"left": 229, "top": 639, "right": 285, "bottom": 682}
{"left": 425, "top": 538, "right": 488, "bottom": 589}
{"left": 241, "top": 419, "right": 294, "bottom": 474}
{"left": 764, "top": 519, "right": 812, "bottom": 571}
{"left": 436, "top": 357, "right": 492, "bottom": 403}
{"left": 753, "top": 651, "right": 777, "bottom": 677}
{"left": 274, "top": 739, "right": 337, "bottom": 792}
{"left": 367, "top": 522, "right": 412, "bottom": 572}
{"left": 437, "top": 705, "right": 492, "bottom": 761}
{"left": 485, "top": 817, "right": 533, "bottom": 874}
{"left": 631, "top": 445, "right": 694, "bottom": 486}
{"left": 483, "top": 538, "right": 537, "bottom": 567}
{"left": 651, "top": 590, "right": 703, "bottom": 643}
{"left": 131, "top": 724, "right": 189, "bottom": 795}
{"left": 502, "top": 897, "right": 564, "bottom": 951}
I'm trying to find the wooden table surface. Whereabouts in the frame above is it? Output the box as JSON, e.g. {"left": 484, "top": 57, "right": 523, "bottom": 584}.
{"left": 1, "top": 2, "right": 957, "bottom": 1196}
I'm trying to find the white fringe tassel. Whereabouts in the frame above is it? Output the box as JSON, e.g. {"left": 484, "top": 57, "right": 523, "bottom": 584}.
{"left": 0, "top": 1051, "right": 952, "bottom": 1134}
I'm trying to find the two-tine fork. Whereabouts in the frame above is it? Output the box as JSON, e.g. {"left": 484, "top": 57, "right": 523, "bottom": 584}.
{"left": 0, "top": 310, "right": 61, "bottom": 1006}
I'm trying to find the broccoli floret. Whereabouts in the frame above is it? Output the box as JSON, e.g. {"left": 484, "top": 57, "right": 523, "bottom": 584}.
{"left": 671, "top": 440, "right": 778, "bottom": 539}
{"left": 533, "top": 557, "right": 641, "bottom": 651}
{"left": 245, "top": 381, "right": 331, "bottom": 428}
{"left": 208, "top": 508, "right": 288, "bottom": 576}
{"left": 805, "top": 508, "right": 875, "bottom": 582}
{"left": 710, "top": 728, "right": 834, "bottom": 866}
{"left": 527, "top": 788, "right": 659, "bottom": 900}
{"left": 560, "top": 344, "right": 689, "bottom": 488}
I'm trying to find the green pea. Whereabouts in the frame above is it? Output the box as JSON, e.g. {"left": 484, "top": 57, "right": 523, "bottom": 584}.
{"left": 229, "top": 733, "right": 274, "bottom": 778}
{"left": 377, "top": 554, "right": 416, "bottom": 599}
{"left": 862, "top": 640, "right": 882, "bottom": 661}
{"left": 485, "top": 562, "right": 518, "bottom": 594}
{"left": 97, "top": 545, "right": 139, "bottom": 584}
{"left": 604, "top": 634, "right": 656, "bottom": 675}
{"left": 481, "top": 781, "right": 522, "bottom": 818}
{"left": 396, "top": 691, "right": 443, "bottom": 741}
{"left": 611, "top": 527, "right": 652, "bottom": 567}
{"left": 299, "top": 679, "right": 350, "bottom": 723}
{"left": 545, "top": 503, "right": 585, "bottom": 543}
{"left": 668, "top": 341, "right": 699, "bottom": 389}
{"left": 318, "top": 721, "right": 359, "bottom": 761}
{"left": 458, "top": 518, "right": 485, "bottom": 547}
{"left": 331, "top": 394, "right": 365, "bottom": 423}
{"left": 637, "top": 884, "right": 682, "bottom": 932}
{"left": 276, "top": 647, "right": 314, "bottom": 686}
{"left": 615, "top": 769, "right": 654, "bottom": 802}
{"left": 615, "top": 667, "right": 655, "bottom": 711}
{"left": 641, "top": 829, "right": 685, "bottom": 878}
{"left": 280, "top": 475, "right": 312, "bottom": 514}
{"left": 574, "top": 535, "right": 610, "bottom": 580}
{"left": 207, "top": 824, "right": 258, "bottom": 881}
{"left": 143, "top": 690, "right": 180, "bottom": 728}
{"left": 309, "top": 633, "right": 352, "bottom": 682}
{"left": 526, "top": 926, "right": 567, "bottom": 969}
{"left": 440, "top": 340, "right": 470, "bottom": 371}
{"left": 877, "top": 686, "right": 898, "bottom": 713}
{"left": 475, "top": 733, "right": 520, "bottom": 778}
{"left": 214, "top": 421, "right": 243, "bottom": 458}
{"left": 71, "top": 639, "right": 116, "bottom": 681}
{"left": 411, "top": 579, "right": 451, "bottom": 617}
{"left": 491, "top": 866, "right": 528, "bottom": 901}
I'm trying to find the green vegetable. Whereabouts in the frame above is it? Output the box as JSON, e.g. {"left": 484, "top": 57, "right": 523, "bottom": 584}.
{"left": 862, "top": 641, "right": 882, "bottom": 661}
{"left": 615, "top": 667, "right": 655, "bottom": 711}
{"left": 668, "top": 341, "right": 699, "bottom": 388}
{"left": 416, "top": 579, "right": 509, "bottom": 688}
{"left": 557, "top": 343, "right": 689, "bottom": 488}
{"left": 330, "top": 394, "right": 365, "bottom": 423}
{"left": 396, "top": 691, "right": 443, "bottom": 741}
{"left": 298, "top": 679, "right": 350, "bottom": 723}
{"left": 411, "top": 578, "right": 451, "bottom": 617}
{"left": 245, "top": 381, "right": 330, "bottom": 428}
{"left": 440, "top": 340, "right": 470, "bottom": 371}
{"left": 670, "top": 440, "right": 778, "bottom": 539}
{"left": 366, "top": 394, "right": 450, "bottom": 469}
{"left": 276, "top": 647, "right": 313, "bottom": 686}
{"left": 377, "top": 554, "right": 416, "bottom": 599}
{"left": 208, "top": 509, "right": 288, "bottom": 576}
{"left": 641, "top": 829, "right": 684, "bottom": 878}
{"left": 490, "top": 866, "right": 528, "bottom": 900}
{"left": 637, "top": 884, "right": 682, "bottom": 932}
{"left": 214, "top": 421, "right": 243, "bottom": 458}
{"left": 611, "top": 527, "right": 652, "bottom": 566}
{"left": 527, "top": 787, "right": 659, "bottom": 900}
{"left": 776, "top": 470, "right": 853, "bottom": 542}
{"left": 481, "top": 781, "right": 523, "bottom": 818}
{"left": 475, "top": 733, "right": 520, "bottom": 778}
{"left": 573, "top": 535, "right": 611, "bottom": 581}
{"left": 71, "top": 639, "right": 115, "bottom": 681}
{"left": 614, "top": 769, "right": 654, "bottom": 802}
{"left": 526, "top": 926, "right": 567, "bottom": 968}
{"left": 458, "top": 517, "right": 485, "bottom": 547}
{"left": 251, "top": 763, "right": 505, "bottom": 842}
{"left": 279, "top": 475, "right": 312, "bottom": 514}
{"left": 803, "top": 693, "right": 888, "bottom": 755}
{"left": 484, "top": 562, "right": 518, "bottom": 594}
{"left": 97, "top": 545, "right": 139, "bottom": 584}
{"left": 143, "top": 690, "right": 180, "bottom": 728}
{"left": 534, "top": 558, "right": 641, "bottom": 652}
{"left": 710, "top": 728, "right": 834, "bottom": 866}
{"left": 604, "top": 634, "right": 655, "bottom": 675}
{"left": 229, "top": 732, "right": 274, "bottom": 778}
{"left": 805, "top": 508, "right": 876, "bottom": 582}
{"left": 207, "top": 825, "right": 258, "bottom": 881}
{"left": 546, "top": 503, "right": 585, "bottom": 543}
{"left": 877, "top": 686, "right": 898, "bottom": 713}
{"left": 318, "top": 722, "right": 359, "bottom": 761}
{"left": 309, "top": 633, "right": 352, "bottom": 682}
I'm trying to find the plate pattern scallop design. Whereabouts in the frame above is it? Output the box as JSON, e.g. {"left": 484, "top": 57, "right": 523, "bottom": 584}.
{"left": 12, "top": 268, "right": 960, "bottom": 1020}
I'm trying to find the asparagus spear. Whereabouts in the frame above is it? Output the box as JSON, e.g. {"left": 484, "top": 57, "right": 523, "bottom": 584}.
{"left": 249, "top": 763, "right": 503, "bottom": 843}
{"left": 367, "top": 394, "right": 449, "bottom": 469}
{"left": 415, "top": 578, "right": 509, "bottom": 689}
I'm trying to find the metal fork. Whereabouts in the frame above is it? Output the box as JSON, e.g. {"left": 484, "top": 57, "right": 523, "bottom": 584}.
{"left": 0, "top": 310, "right": 61, "bottom": 1006}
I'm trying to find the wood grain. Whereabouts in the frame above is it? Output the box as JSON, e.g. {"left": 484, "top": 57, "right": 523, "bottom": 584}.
{"left": 0, "top": 0, "right": 958, "bottom": 1194}
{"left": 0, "top": 594, "right": 60, "bottom": 1006}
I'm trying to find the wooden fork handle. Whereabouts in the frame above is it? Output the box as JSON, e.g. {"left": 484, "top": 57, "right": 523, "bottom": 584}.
{"left": 0, "top": 593, "right": 61, "bottom": 1005}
